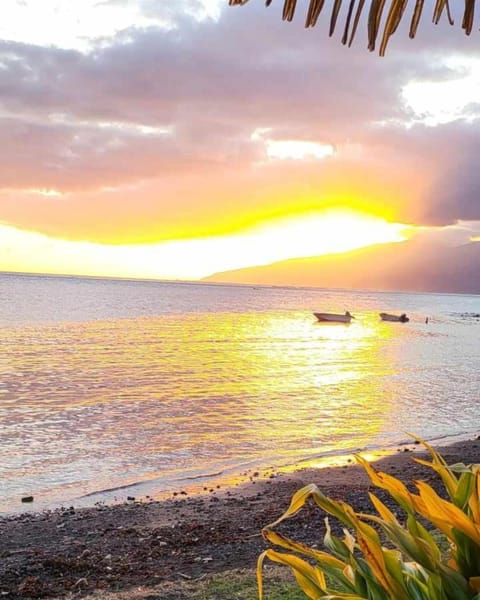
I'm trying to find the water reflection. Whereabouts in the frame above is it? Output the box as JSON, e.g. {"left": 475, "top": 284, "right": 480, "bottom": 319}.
{"left": 0, "top": 304, "right": 479, "bottom": 511}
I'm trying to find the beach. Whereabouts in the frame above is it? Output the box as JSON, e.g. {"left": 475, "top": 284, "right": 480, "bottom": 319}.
{"left": 2, "top": 276, "right": 480, "bottom": 598}
{"left": 2, "top": 435, "right": 479, "bottom": 599}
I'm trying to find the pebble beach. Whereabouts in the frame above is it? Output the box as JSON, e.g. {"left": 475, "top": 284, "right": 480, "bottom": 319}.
{"left": 2, "top": 436, "right": 480, "bottom": 599}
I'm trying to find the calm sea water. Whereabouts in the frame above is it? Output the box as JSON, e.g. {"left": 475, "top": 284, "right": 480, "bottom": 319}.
{"left": 1, "top": 273, "right": 479, "bottom": 513}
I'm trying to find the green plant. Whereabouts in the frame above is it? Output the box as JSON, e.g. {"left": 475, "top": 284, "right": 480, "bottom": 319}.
{"left": 258, "top": 438, "right": 480, "bottom": 599}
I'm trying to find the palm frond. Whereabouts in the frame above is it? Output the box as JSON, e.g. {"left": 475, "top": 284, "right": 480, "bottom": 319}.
{"left": 228, "top": 0, "right": 476, "bottom": 56}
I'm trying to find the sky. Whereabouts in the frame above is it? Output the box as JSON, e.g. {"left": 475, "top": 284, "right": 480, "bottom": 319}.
{"left": 1, "top": 0, "right": 480, "bottom": 283}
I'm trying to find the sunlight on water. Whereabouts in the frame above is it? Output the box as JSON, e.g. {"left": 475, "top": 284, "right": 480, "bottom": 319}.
{"left": 0, "top": 274, "right": 479, "bottom": 512}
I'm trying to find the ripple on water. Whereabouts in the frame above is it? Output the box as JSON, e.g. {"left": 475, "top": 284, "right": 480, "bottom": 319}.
{"left": 1, "top": 279, "right": 479, "bottom": 511}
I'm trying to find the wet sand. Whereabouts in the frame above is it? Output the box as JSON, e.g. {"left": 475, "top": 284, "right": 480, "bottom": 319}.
{"left": 1, "top": 436, "right": 480, "bottom": 599}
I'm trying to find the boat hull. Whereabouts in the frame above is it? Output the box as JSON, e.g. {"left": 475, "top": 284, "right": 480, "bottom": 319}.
{"left": 380, "top": 312, "right": 409, "bottom": 322}
{"left": 314, "top": 312, "right": 352, "bottom": 323}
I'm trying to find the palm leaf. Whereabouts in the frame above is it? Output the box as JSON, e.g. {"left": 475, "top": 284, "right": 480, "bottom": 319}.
{"left": 228, "top": 0, "right": 476, "bottom": 56}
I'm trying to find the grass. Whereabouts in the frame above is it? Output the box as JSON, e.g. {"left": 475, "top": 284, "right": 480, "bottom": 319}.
{"left": 73, "top": 567, "right": 306, "bottom": 600}
{"left": 181, "top": 567, "right": 307, "bottom": 599}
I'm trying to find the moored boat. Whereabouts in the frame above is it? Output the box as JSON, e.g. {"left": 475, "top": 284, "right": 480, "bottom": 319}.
{"left": 313, "top": 311, "right": 354, "bottom": 323}
{"left": 380, "top": 312, "right": 409, "bottom": 323}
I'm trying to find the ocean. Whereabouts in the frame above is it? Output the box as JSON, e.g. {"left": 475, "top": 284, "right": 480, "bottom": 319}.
{"left": 1, "top": 272, "right": 479, "bottom": 514}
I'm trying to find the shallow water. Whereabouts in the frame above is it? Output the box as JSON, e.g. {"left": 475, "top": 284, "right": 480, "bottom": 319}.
{"left": 1, "top": 273, "right": 479, "bottom": 513}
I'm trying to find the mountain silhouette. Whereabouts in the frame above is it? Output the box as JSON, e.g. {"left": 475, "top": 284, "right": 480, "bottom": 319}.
{"left": 204, "top": 239, "right": 480, "bottom": 294}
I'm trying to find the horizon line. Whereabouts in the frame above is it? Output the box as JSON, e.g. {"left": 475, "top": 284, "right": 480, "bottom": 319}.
{"left": 1, "top": 269, "right": 479, "bottom": 299}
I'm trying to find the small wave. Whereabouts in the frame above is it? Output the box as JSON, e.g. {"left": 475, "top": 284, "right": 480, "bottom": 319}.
{"left": 175, "top": 470, "right": 224, "bottom": 481}
{"left": 81, "top": 481, "right": 143, "bottom": 497}
{"left": 451, "top": 312, "right": 480, "bottom": 320}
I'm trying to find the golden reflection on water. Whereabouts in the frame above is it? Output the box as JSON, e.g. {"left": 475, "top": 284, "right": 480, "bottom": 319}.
{"left": 1, "top": 306, "right": 477, "bottom": 510}
{"left": 244, "top": 313, "right": 398, "bottom": 455}
{"left": 269, "top": 449, "right": 394, "bottom": 475}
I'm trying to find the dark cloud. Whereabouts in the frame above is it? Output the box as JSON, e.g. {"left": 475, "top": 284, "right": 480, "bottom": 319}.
{"left": 423, "top": 132, "right": 480, "bottom": 225}
{"left": 371, "top": 122, "right": 480, "bottom": 225}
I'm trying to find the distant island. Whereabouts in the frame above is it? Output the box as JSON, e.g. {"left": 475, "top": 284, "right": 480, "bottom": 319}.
{"left": 204, "top": 239, "right": 480, "bottom": 295}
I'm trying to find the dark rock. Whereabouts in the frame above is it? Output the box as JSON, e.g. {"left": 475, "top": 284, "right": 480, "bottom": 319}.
{"left": 21, "top": 496, "right": 34, "bottom": 503}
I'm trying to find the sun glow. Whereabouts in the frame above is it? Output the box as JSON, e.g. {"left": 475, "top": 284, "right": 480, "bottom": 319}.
{"left": 0, "top": 211, "right": 410, "bottom": 281}
{"left": 250, "top": 212, "right": 408, "bottom": 260}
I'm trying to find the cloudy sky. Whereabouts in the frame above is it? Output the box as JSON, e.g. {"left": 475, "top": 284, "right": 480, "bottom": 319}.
{"left": 1, "top": 0, "right": 480, "bottom": 281}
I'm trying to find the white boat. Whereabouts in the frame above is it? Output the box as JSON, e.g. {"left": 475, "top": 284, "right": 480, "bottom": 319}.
{"left": 313, "top": 311, "right": 354, "bottom": 323}
{"left": 380, "top": 312, "right": 409, "bottom": 323}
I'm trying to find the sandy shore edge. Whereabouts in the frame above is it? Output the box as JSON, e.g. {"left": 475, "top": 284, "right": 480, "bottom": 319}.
{"left": 2, "top": 434, "right": 480, "bottom": 599}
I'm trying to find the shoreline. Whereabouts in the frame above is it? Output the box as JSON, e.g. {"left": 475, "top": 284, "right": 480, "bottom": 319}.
{"left": 3, "top": 428, "right": 477, "bottom": 518}
{"left": 2, "top": 433, "right": 480, "bottom": 599}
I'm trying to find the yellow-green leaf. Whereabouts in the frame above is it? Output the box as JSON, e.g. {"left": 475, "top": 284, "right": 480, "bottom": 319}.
{"left": 258, "top": 549, "right": 326, "bottom": 599}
